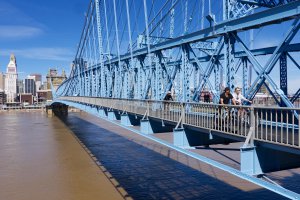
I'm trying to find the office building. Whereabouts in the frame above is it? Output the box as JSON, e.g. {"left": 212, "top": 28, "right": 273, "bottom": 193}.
{"left": 0, "top": 91, "right": 6, "bottom": 105}
{"left": 17, "top": 80, "right": 24, "bottom": 94}
{"left": 24, "top": 78, "right": 36, "bottom": 95}
{"left": 46, "top": 68, "right": 67, "bottom": 90}
{"left": 30, "top": 73, "right": 42, "bottom": 91}
{"left": 20, "top": 94, "right": 33, "bottom": 105}
{"left": 5, "top": 54, "right": 18, "bottom": 103}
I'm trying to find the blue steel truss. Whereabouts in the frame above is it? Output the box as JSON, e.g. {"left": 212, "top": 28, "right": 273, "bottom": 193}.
{"left": 56, "top": 0, "right": 300, "bottom": 108}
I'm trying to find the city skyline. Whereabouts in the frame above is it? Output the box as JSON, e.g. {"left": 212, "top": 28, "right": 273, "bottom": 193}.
{"left": 0, "top": 54, "right": 61, "bottom": 82}
{"left": 0, "top": 53, "right": 67, "bottom": 105}
{"left": 0, "top": 0, "right": 86, "bottom": 77}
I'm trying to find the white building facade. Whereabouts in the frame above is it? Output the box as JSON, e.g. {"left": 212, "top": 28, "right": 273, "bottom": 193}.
{"left": 5, "top": 54, "right": 18, "bottom": 103}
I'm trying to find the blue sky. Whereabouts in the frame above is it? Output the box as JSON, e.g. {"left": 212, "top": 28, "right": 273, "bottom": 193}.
{"left": 0, "top": 0, "right": 298, "bottom": 93}
{"left": 0, "top": 0, "right": 87, "bottom": 80}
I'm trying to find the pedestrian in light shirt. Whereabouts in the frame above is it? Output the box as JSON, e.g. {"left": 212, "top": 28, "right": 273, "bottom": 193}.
{"left": 232, "top": 87, "right": 252, "bottom": 105}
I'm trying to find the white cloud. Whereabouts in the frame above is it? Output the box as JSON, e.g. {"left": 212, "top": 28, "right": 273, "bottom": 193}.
{"left": 0, "top": 48, "right": 74, "bottom": 61}
{"left": 0, "top": 25, "right": 43, "bottom": 39}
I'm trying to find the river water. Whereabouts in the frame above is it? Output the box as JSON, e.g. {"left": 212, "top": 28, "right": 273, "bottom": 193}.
{"left": 0, "top": 111, "right": 123, "bottom": 200}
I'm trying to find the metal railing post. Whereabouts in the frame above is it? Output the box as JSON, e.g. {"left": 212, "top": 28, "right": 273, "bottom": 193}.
{"left": 250, "top": 107, "right": 255, "bottom": 146}
{"left": 142, "top": 100, "right": 149, "bottom": 120}
{"left": 147, "top": 100, "right": 150, "bottom": 119}
{"left": 243, "top": 107, "right": 255, "bottom": 147}
{"left": 182, "top": 103, "right": 186, "bottom": 126}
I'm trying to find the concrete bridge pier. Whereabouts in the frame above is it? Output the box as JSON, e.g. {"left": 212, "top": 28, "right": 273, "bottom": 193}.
{"left": 51, "top": 104, "right": 69, "bottom": 116}
{"left": 46, "top": 106, "right": 53, "bottom": 116}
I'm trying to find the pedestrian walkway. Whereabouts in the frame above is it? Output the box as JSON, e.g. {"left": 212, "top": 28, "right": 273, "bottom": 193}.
{"left": 61, "top": 112, "right": 287, "bottom": 200}
{"left": 0, "top": 112, "right": 124, "bottom": 200}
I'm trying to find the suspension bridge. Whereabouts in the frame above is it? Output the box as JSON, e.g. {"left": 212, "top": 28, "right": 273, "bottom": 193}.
{"left": 50, "top": 0, "right": 300, "bottom": 199}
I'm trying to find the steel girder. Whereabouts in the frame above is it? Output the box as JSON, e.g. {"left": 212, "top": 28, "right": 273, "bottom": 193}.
{"left": 188, "top": 44, "right": 217, "bottom": 100}
{"left": 280, "top": 52, "right": 288, "bottom": 106}
{"left": 95, "top": 0, "right": 105, "bottom": 97}
{"left": 242, "top": 57, "right": 249, "bottom": 96}
{"left": 181, "top": 44, "right": 190, "bottom": 102}
{"left": 155, "top": 53, "right": 163, "bottom": 100}
{"left": 105, "top": 1, "right": 300, "bottom": 65}
{"left": 291, "top": 88, "right": 300, "bottom": 103}
{"left": 234, "top": 19, "right": 300, "bottom": 108}
{"left": 193, "top": 39, "right": 225, "bottom": 101}
{"left": 239, "top": 0, "right": 298, "bottom": 7}
{"left": 224, "top": 34, "right": 236, "bottom": 92}
{"left": 55, "top": 0, "right": 300, "bottom": 109}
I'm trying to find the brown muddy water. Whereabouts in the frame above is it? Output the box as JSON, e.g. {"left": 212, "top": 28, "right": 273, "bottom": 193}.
{"left": 0, "top": 111, "right": 123, "bottom": 200}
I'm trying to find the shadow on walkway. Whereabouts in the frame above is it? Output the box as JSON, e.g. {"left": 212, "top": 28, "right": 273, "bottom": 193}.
{"left": 59, "top": 114, "right": 287, "bottom": 200}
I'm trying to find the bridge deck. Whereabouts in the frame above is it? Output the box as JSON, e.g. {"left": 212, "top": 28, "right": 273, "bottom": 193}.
{"left": 62, "top": 112, "right": 290, "bottom": 199}
{"left": 52, "top": 97, "right": 300, "bottom": 198}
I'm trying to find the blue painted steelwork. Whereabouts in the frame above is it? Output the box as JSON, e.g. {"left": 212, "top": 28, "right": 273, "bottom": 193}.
{"left": 53, "top": 2, "right": 300, "bottom": 196}
{"left": 140, "top": 119, "right": 154, "bottom": 134}
{"left": 242, "top": 57, "right": 248, "bottom": 96}
{"left": 121, "top": 114, "right": 133, "bottom": 126}
{"left": 55, "top": 1, "right": 300, "bottom": 110}
{"left": 280, "top": 52, "right": 288, "bottom": 106}
{"left": 291, "top": 88, "right": 300, "bottom": 103}
{"left": 239, "top": 0, "right": 298, "bottom": 7}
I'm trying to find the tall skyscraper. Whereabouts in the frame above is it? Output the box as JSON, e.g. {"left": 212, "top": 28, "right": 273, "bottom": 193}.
{"left": 5, "top": 54, "right": 18, "bottom": 103}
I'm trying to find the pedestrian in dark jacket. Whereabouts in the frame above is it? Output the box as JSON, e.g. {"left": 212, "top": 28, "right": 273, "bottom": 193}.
{"left": 164, "top": 91, "right": 173, "bottom": 101}
{"left": 204, "top": 92, "right": 210, "bottom": 103}
{"left": 163, "top": 91, "right": 173, "bottom": 112}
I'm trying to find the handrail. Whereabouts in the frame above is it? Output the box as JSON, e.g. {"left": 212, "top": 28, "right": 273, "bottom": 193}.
{"left": 57, "top": 96, "right": 300, "bottom": 149}
{"left": 59, "top": 96, "right": 300, "bottom": 111}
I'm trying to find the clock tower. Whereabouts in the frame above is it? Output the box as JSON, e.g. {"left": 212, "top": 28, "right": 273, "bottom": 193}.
{"left": 5, "top": 54, "right": 18, "bottom": 103}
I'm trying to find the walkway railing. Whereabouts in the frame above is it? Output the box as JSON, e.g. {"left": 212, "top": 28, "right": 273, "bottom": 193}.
{"left": 58, "top": 96, "right": 300, "bottom": 148}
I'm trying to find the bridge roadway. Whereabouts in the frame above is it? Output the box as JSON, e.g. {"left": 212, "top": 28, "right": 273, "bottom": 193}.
{"left": 61, "top": 111, "right": 292, "bottom": 200}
